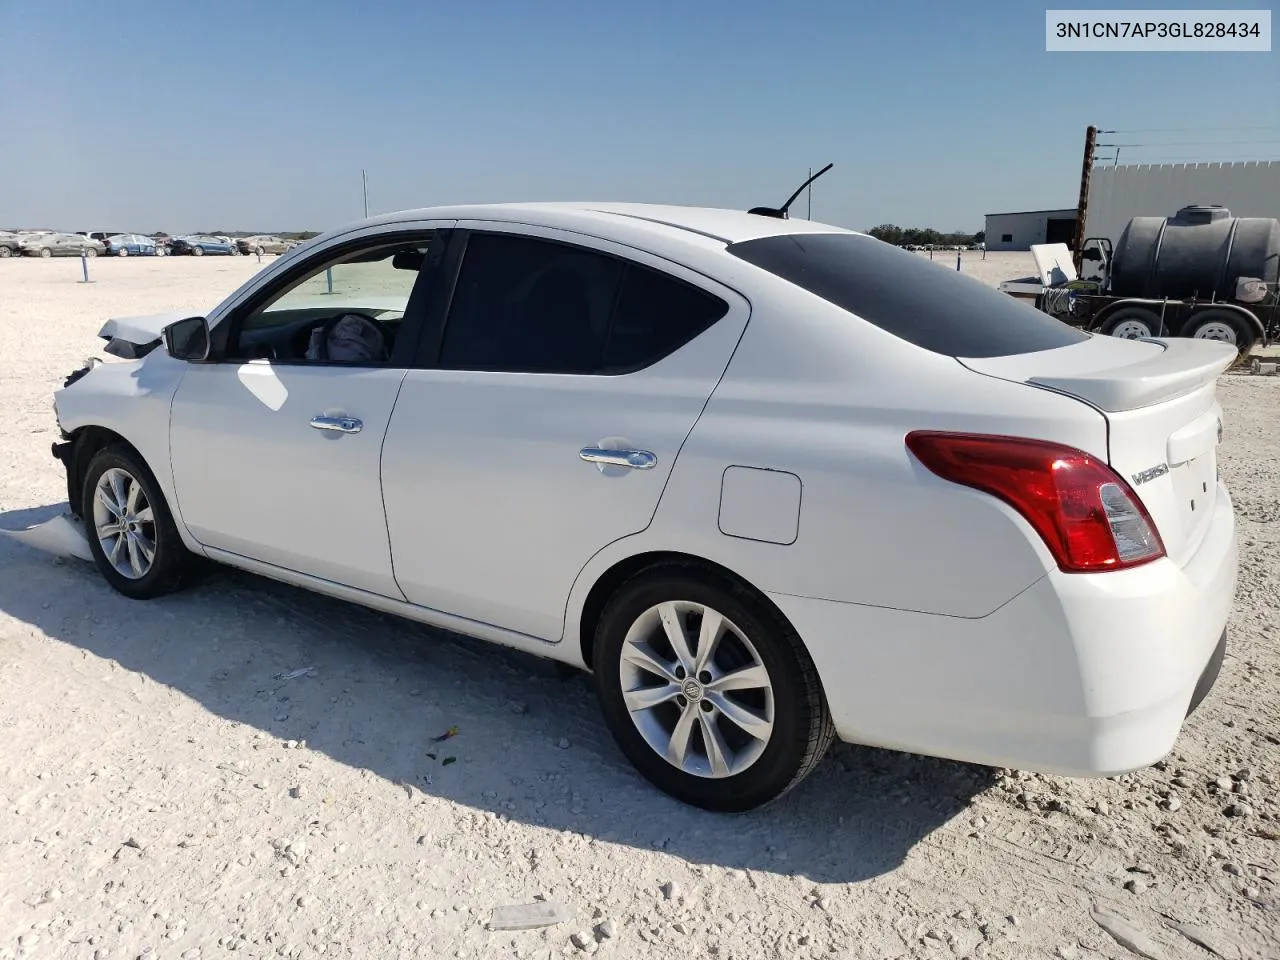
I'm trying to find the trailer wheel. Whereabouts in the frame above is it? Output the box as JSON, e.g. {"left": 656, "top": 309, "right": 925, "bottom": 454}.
{"left": 1100, "top": 307, "right": 1161, "bottom": 340}
{"left": 1188, "top": 309, "right": 1255, "bottom": 354}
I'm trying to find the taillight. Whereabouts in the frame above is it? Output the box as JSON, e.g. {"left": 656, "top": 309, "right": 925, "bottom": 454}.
{"left": 905, "top": 431, "right": 1165, "bottom": 573}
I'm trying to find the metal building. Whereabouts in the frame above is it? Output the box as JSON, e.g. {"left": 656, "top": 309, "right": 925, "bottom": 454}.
{"left": 983, "top": 208, "right": 1078, "bottom": 251}
{"left": 1084, "top": 161, "right": 1280, "bottom": 247}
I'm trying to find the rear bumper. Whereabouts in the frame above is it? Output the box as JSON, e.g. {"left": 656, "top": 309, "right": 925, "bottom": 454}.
{"left": 772, "top": 481, "right": 1237, "bottom": 777}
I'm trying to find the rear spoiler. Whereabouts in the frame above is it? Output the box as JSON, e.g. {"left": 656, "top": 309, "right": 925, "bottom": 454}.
{"left": 1027, "top": 338, "right": 1238, "bottom": 412}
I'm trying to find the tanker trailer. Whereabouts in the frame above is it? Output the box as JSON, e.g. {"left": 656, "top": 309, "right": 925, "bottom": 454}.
{"left": 1029, "top": 205, "right": 1280, "bottom": 355}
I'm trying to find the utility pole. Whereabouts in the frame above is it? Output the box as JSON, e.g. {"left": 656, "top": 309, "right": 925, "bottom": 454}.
{"left": 362, "top": 169, "right": 369, "bottom": 218}
{"left": 807, "top": 167, "right": 812, "bottom": 219}
{"left": 1071, "top": 125, "right": 1097, "bottom": 274}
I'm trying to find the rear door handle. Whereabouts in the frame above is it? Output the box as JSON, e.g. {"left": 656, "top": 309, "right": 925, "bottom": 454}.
{"left": 579, "top": 447, "right": 657, "bottom": 470}
{"left": 311, "top": 415, "right": 363, "bottom": 434}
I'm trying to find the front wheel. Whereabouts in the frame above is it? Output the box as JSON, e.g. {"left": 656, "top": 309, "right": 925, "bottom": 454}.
{"left": 82, "top": 445, "right": 191, "bottom": 599}
{"left": 593, "top": 565, "right": 834, "bottom": 812}
{"left": 39, "top": 247, "right": 52, "bottom": 259}
{"left": 85, "top": 247, "right": 98, "bottom": 258}
{"left": 117, "top": 247, "right": 129, "bottom": 257}
{"left": 192, "top": 245, "right": 204, "bottom": 257}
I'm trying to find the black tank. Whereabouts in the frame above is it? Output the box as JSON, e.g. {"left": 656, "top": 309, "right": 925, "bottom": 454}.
{"left": 1109, "top": 205, "right": 1280, "bottom": 301}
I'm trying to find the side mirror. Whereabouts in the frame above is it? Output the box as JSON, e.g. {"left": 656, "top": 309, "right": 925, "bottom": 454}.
{"left": 391, "top": 249, "right": 426, "bottom": 271}
{"left": 163, "top": 316, "right": 211, "bottom": 361}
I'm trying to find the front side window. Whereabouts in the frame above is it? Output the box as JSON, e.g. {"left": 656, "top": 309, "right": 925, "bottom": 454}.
{"left": 224, "top": 235, "right": 437, "bottom": 364}
{"left": 437, "top": 232, "right": 728, "bottom": 374}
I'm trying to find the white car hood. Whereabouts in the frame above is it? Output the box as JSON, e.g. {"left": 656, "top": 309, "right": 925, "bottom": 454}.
{"left": 98, "top": 312, "right": 193, "bottom": 347}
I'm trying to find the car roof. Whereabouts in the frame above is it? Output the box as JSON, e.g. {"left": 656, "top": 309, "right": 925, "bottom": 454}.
{"left": 352, "top": 202, "right": 857, "bottom": 247}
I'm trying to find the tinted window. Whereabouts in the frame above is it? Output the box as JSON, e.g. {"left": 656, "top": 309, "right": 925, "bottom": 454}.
{"left": 601, "top": 265, "right": 728, "bottom": 372}
{"left": 439, "top": 232, "right": 727, "bottom": 374}
{"left": 727, "top": 233, "right": 1088, "bottom": 358}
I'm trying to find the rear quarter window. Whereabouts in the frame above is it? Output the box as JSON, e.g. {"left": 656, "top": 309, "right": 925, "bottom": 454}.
{"left": 727, "top": 232, "right": 1088, "bottom": 358}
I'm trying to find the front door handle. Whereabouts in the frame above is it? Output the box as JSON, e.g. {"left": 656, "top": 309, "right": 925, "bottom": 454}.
{"left": 579, "top": 447, "right": 657, "bottom": 470}
{"left": 310, "top": 415, "right": 363, "bottom": 434}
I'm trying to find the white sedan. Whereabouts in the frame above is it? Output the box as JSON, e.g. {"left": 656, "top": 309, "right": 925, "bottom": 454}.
{"left": 48, "top": 202, "right": 1237, "bottom": 811}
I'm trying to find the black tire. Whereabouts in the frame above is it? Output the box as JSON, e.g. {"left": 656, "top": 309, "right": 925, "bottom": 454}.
{"left": 0, "top": 245, "right": 11, "bottom": 258}
{"left": 117, "top": 247, "right": 128, "bottom": 258}
{"left": 192, "top": 245, "right": 204, "bottom": 257}
{"left": 85, "top": 247, "right": 98, "bottom": 258}
{"left": 593, "top": 563, "right": 834, "bottom": 812}
{"left": 255, "top": 246, "right": 265, "bottom": 257}
{"left": 1099, "top": 306, "right": 1162, "bottom": 339}
{"left": 82, "top": 444, "right": 191, "bottom": 600}
{"left": 1187, "top": 308, "right": 1256, "bottom": 355}
{"left": 39, "top": 247, "right": 52, "bottom": 259}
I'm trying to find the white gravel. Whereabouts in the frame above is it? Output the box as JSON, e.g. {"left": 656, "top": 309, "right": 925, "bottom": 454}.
{"left": 1, "top": 255, "right": 1277, "bottom": 960}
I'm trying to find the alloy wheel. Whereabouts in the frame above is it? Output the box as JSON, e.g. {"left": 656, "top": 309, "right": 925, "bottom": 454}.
{"left": 92, "top": 467, "right": 157, "bottom": 580}
{"left": 618, "top": 601, "right": 775, "bottom": 779}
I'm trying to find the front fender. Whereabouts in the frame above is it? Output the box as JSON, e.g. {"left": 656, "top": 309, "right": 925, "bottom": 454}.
{"left": 54, "top": 351, "right": 203, "bottom": 553}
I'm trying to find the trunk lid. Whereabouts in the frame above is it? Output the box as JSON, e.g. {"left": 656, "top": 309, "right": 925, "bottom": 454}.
{"left": 961, "top": 335, "right": 1236, "bottom": 566}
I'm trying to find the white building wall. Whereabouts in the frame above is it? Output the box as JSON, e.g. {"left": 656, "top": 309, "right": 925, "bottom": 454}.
{"left": 984, "top": 210, "right": 1077, "bottom": 251}
{"left": 1085, "top": 161, "right": 1280, "bottom": 246}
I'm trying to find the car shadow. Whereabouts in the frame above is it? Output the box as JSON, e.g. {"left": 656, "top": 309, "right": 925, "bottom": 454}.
{"left": 0, "top": 505, "right": 994, "bottom": 884}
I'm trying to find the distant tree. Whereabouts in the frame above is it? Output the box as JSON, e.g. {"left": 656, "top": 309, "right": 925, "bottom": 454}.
{"left": 867, "top": 224, "right": 905, "bottom": 245}
{"left": 868, "top": 225, "right": 983, "bottom": 247}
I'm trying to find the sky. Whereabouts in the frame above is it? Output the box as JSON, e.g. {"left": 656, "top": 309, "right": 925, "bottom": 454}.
{"left": 0, "top": 0, "right": 1276, "bottom": 234}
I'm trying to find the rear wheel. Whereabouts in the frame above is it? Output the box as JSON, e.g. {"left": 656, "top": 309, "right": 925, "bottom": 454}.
{"left": 0, "top": 246, "right": 11, "bottom": 258}
{"left": 1100, "top": 306, "right": 1161, "bottom": 340}
{"left": 593, "top": 564, "right": 833, "bottom": 812}
{"left": 1188, "top": 308, "right": 1255, "bottom": 354}
{"left": 82, "top": 445, "right": 191, "bottom": 600}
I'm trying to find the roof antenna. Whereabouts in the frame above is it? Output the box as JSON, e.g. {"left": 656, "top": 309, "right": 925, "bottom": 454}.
{"left": 749, "top": 163, "right": 834, "bottom": 219}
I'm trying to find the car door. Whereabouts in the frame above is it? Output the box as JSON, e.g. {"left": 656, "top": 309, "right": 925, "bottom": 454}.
{"left": 381, "top": 224, "right": 750, "bottom": 641}
{"left": 168, "top": 226, "right": 449, "bottom": 598}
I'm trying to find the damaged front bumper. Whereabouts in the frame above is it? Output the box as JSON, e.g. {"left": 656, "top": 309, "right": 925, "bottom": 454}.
{"left": 0, "top": 511, "right": 94, "bottom": 562}
{"left": 51, "top": 438, "right": 77, "bottom": 514}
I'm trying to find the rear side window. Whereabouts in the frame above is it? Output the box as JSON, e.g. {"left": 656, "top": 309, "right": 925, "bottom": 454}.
{"left": 727, "top": 232, "right": 1087, "bottom": 358}
{"left": 601, "top": 262, "right": 728, "bottom": 372}
{"left": 439, "top": 232, "right": 729, "bottom": 374}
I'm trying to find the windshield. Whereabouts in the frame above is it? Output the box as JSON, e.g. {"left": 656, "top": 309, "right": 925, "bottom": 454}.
{"left": 727, "top": 232, "right": 1089, "bottom": 358}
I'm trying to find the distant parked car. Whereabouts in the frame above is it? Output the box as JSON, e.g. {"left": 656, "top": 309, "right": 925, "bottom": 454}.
{"left": 169, "top": 235, "right": 237, "bottom": 257}
{"left": 20, "top": 233, "right": 106, "bottom": 258}
{"left": 0, "top": 231, "right": 21, "bottom": 258}
{"left": 78, "top": 232, "right": 122, "bottom": 245}
{"left": 235, "top": 235, "right": 293, "bottom": 256}
{"left": 106, "top": 234, "right": 163, "bottom": 257}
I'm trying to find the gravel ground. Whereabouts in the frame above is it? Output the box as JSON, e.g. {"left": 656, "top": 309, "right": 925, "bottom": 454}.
{"left": 0, "top": 254, "right": 1277, "bottom": 960}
